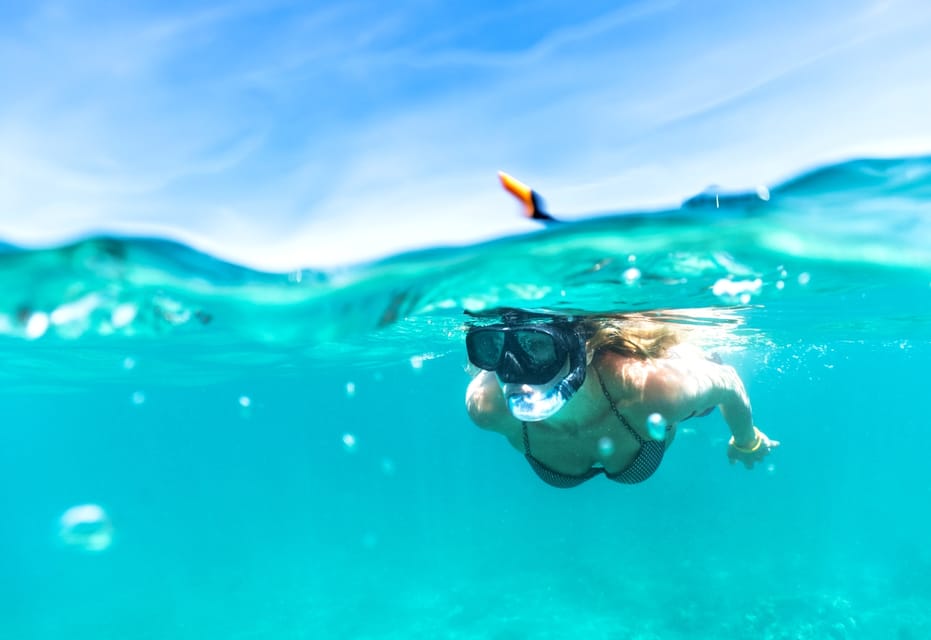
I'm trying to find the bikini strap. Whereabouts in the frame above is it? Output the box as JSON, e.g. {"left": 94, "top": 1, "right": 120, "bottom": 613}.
{"left": 595, "top": 368, "right": 644, "bottom": 444}
{"left": 521, "top": 422, "right": 531, "bottom": 454}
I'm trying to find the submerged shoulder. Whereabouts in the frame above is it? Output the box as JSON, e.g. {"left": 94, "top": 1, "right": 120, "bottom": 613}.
{"left": 592, "top": 351, "right": 653, "bottom": 398}
{"left": 593, "top": 349, "right": 712, "bottom": 401}
{"left": 465, "top": 371, "right": 516, "bottom": 432}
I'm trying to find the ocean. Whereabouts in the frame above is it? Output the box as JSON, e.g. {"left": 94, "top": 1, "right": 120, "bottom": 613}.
{"left": 2, "top": 156, "right": 930, "bottom": 639}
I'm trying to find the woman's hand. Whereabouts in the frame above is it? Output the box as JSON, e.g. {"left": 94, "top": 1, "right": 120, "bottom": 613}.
{"left": 727, "top": 426, "right": 779, "bottom": 469}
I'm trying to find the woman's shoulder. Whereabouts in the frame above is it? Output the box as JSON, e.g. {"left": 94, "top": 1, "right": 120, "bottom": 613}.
{"left": 665, "top": 342, "right": 712, "bottom": 360}
{"left": 594, "top": 349, "right": 720, "bottom": 422}
{"left": 593, "top": 348, "right": 709, "bottom": 400}
{"left": 592, "top": 352, "right": 652, "bottom": 398}
{"left": 465, "top": 371, "right": 520, "bottom": 434}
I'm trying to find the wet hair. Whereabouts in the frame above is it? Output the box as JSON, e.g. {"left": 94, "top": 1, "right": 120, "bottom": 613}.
{"left": 579, "top": 316, "right": 682, "bottom": 359}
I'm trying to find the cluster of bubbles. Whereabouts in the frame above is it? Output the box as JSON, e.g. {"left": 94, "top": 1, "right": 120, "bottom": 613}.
{"left": 711, "top": 278, "right": 763, "bottom": 305}
{"left": 622, "top": 255, "right": 641, "bottom": 285}
{"left": 596, "top": 413, "right": 668, "bottom": 458}
{"left": 712, "top": 267, "right": 811, "bottom": 304}
{"left": 9, "top": 290, "right": 212, "bottom": 341}
{"left": 341, "top": 376, "right": 401, "bottom": 479}
{"left": 62, "top": 347, "right": 432, "bottom": 555}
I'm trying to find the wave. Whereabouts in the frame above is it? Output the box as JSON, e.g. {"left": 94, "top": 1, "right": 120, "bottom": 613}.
{"left": 1, "top": 156, "right": 929, "bottom": 365}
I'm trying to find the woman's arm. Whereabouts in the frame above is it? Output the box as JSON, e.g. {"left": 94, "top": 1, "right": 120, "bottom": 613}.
{"left": 653, "top": 359, "right": 778, "bottom": 468}
{"left": 616, "top": 355, "right": 753, "bottom": 438}
{"left": 664, "top": 358, "right": 780, "bottom": 468}
{"left": 692, "top": 360, "right": 756, "bottom": 447}
{"left": 603, "top": 353, "right": 778, "bottom": 467}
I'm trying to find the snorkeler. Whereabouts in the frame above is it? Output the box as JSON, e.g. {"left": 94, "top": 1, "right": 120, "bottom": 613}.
{"left": 465, "top": 175, "right": 777, "bottom": 487}
{"left": 465, "top": 311, "right": 778, "bottom": 487}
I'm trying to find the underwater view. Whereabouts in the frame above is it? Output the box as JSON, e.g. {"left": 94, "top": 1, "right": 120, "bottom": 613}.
{"left": 2, "top": 156, "right": 930, "bottom": 639}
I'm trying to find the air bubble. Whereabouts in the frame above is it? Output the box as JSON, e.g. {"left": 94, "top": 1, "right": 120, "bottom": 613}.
{"left": 238, "top": 396, "right": 251, "bottom": 408}
{"left": 622, "top": 267, "right": 641, "bottom": 284}
{"left": 111, "top": 303, "right": 137, "bottom": 329}
{"left": 341, "top": 433, "right": 357, "bottom": 452}
{"left": 122, "top": 357, "right": 136, "bottom": 370}
{"left": 25, "top": 312, "right": 49, "bottom": 339}
{"left": 49, "top": 295, "right": 99, "bottom": 329}
{"left": 59, "top": 504, "right": 113, "bottom": 552}
{"left": 797, "top": 272, "right": 811, "bottom": 286}
{"left": 597, "top": 437, "right": 615, "bottom": 457}
{"left": 712, "top": 278, "right": 762, "bottom": 303}
{"left": 153, "top": 295, "right": 191, "bottom": 326}
{"left": 775, "top": 280, "right": 785, "bottom": 290}
{"left": 345, "top": 382, "right": 356, "bottom": 398}
{"left": 410, "top": 355, "right": 424, "bottom": 370}
{"left": 756, "top": 185, "right": 771, "bottom": 201}
{"left": 647, "top": 413, "right": 667, "bottom": 440}
{"left": 131, "top": 391, "right": 146, "bottom": 405}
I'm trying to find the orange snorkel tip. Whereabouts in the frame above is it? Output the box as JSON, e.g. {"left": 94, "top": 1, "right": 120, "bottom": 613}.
{"left": 497, "top": 171, "right": 558, "bottom": 223}
{"left": 498, "top": 171, "right": 536, "bottom": 218}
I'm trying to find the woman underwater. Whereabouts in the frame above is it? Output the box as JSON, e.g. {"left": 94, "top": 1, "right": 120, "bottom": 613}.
{"left": 465, "top": 310, "right": 779, "bottom": 488}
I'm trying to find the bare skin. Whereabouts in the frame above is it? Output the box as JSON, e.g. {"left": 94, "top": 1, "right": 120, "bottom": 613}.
{"left": 466, "top": 344, "right": 778, "bottom": 475}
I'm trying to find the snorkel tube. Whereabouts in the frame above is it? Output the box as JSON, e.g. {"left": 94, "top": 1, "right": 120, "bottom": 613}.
{"left": 503, "top": 323, "right": 588, "bottom": 422}
{"left": 498, "top": 172, "right": 561, "bottom": 224}
{"left": 487, "top": 176, "right": 586, "bottom": 418}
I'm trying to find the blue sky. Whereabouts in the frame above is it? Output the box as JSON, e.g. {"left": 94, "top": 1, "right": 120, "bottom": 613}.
{"left": 2, "top": 0, "right": 931, "bottom": 269}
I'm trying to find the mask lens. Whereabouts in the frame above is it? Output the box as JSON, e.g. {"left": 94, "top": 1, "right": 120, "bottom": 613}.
{"left": 466, "top": 329, "right": 506, "bottom": 370}
{"left": 514, "top": 330, "right": 558, "bottom": 366}
{"left": 502, "top": 328, "right": 567, "bottom": 384}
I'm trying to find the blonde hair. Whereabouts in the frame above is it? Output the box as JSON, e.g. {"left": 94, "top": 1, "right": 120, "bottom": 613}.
{"left": 581, "top": 316, "right": 683, "bottom": 359}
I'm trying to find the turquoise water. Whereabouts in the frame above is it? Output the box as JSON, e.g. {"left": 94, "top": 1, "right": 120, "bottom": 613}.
{"left": 2, "top": 157, "right": 930, "bottom": 639}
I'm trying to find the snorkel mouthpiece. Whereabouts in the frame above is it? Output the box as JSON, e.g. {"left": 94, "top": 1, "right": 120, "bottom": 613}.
{"left": 502, "top": 325, "right": 587, "bottom": 422}
{"left": 504, "top": 376, "right": 578, "bottom": 422}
